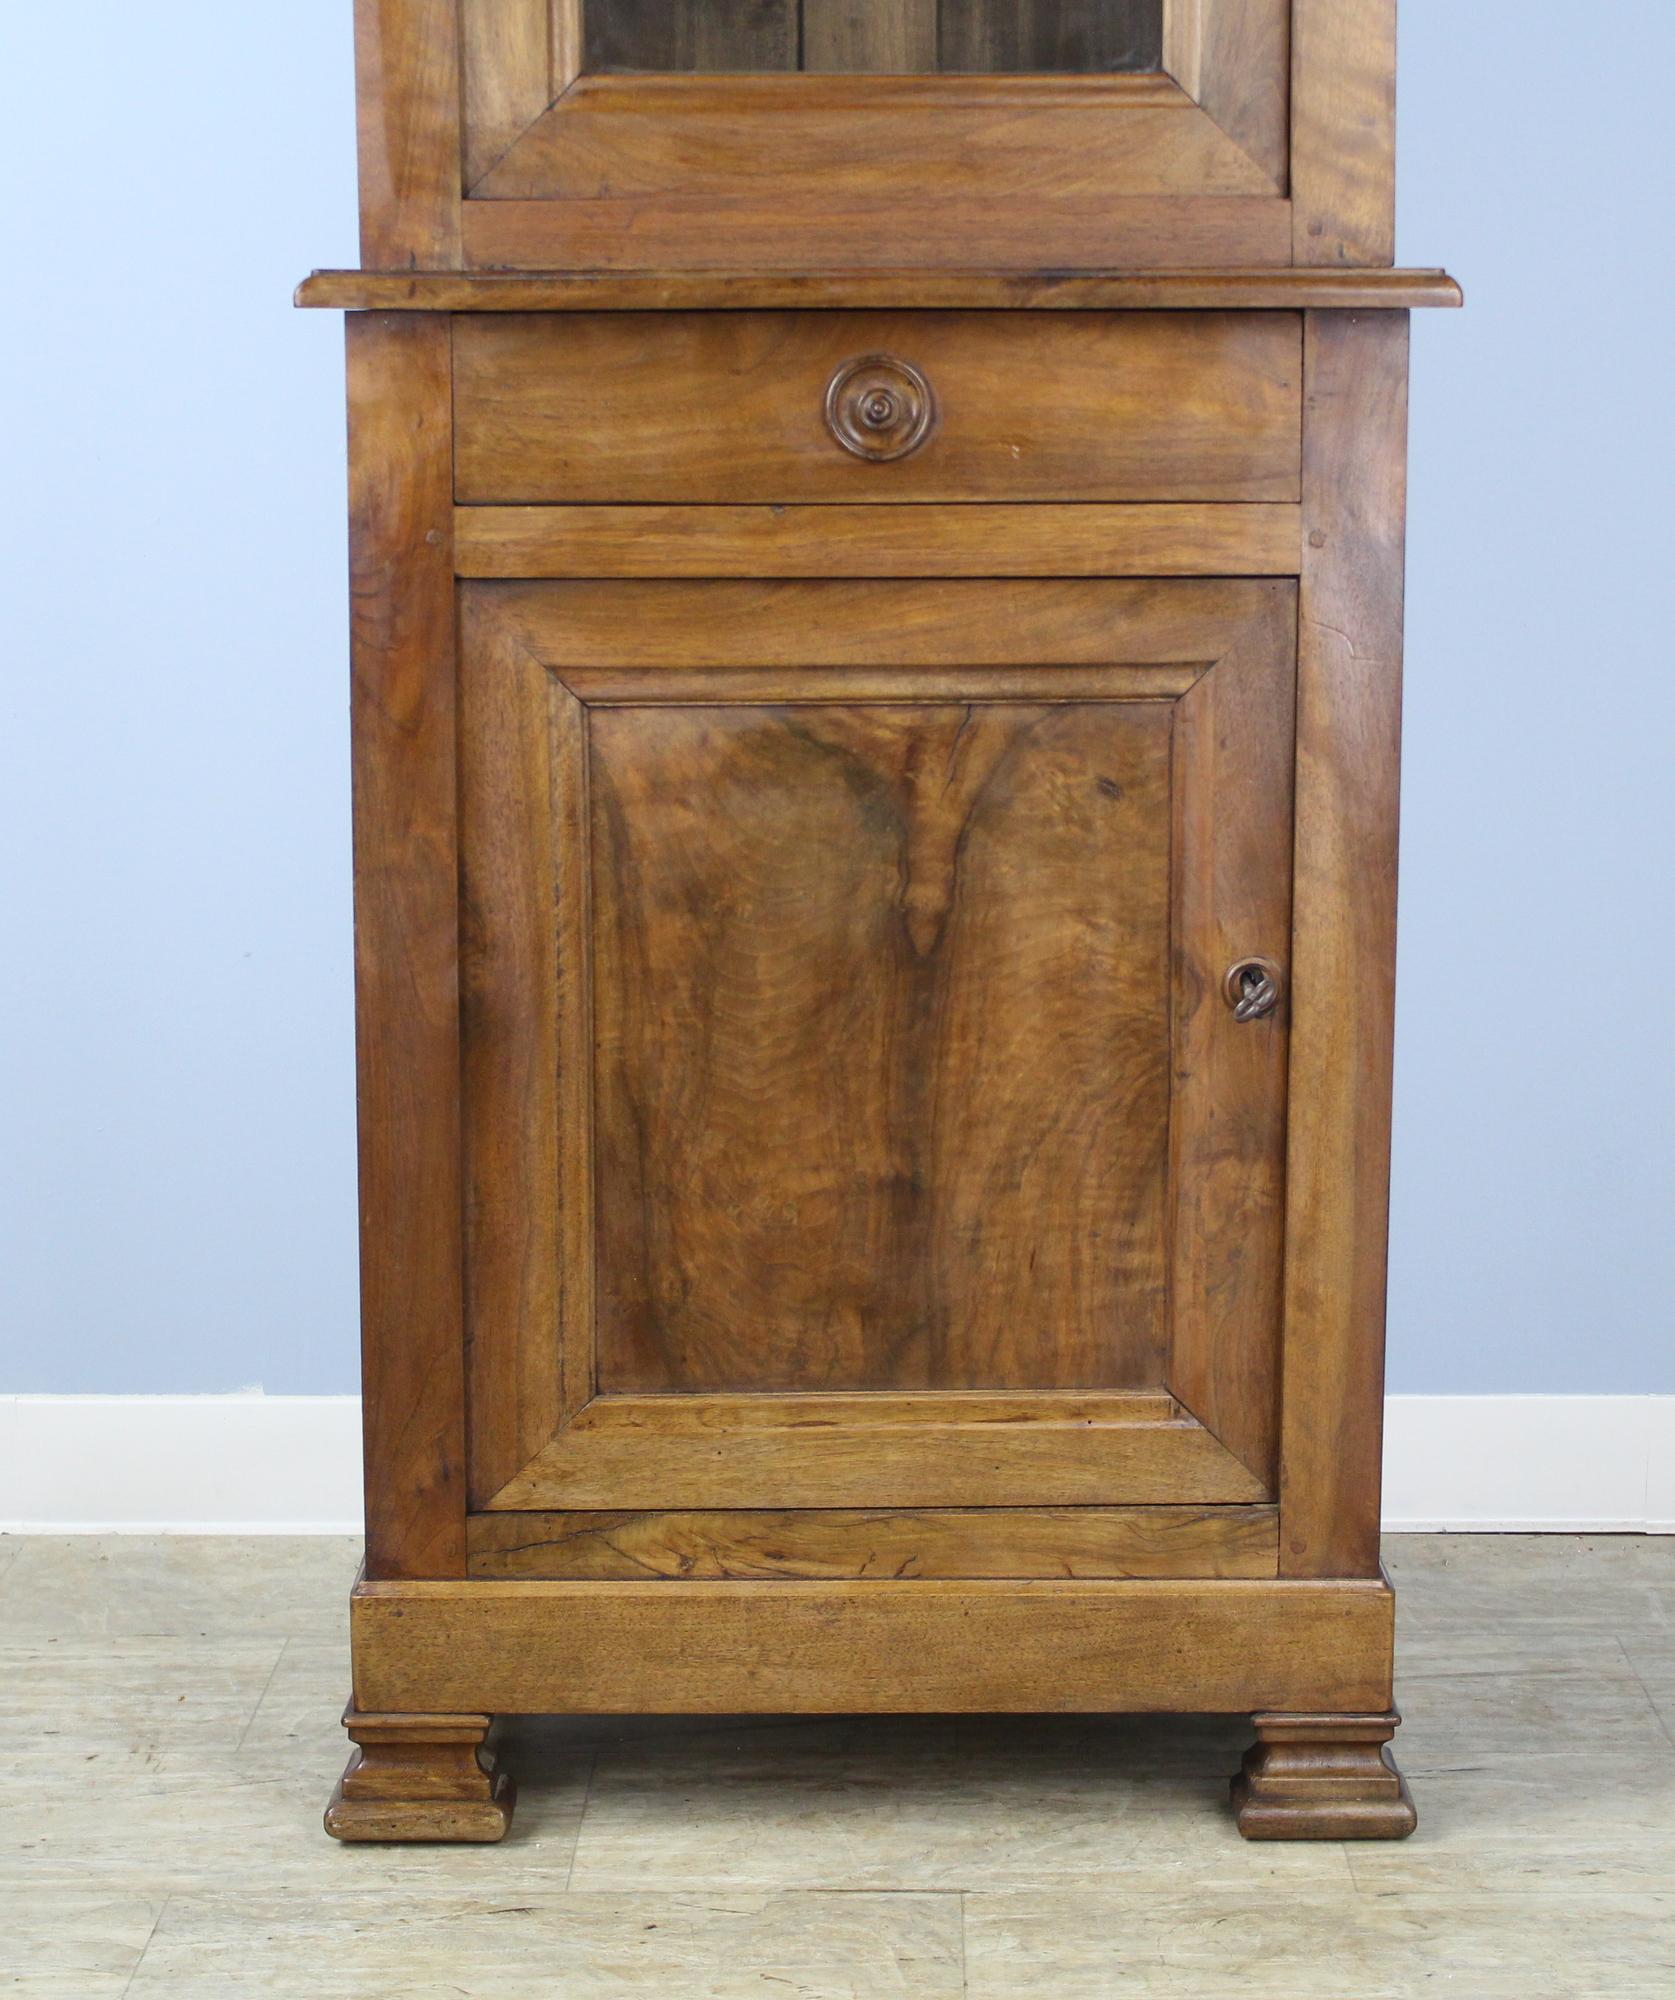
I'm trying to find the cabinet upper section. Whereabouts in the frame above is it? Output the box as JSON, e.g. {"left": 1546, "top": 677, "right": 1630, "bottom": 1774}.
{"left": 354, "top": 0, "right": 1398, "bottom": 274}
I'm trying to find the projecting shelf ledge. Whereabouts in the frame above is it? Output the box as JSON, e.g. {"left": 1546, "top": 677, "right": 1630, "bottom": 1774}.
{"left": 295, "top": 268, "right": 1463, "bottom": 313}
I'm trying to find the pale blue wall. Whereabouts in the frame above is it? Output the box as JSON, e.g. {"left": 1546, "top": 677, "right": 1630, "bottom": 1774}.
{"left": 2, "top": 4, "right": 1670, "bottom": 1393}
{"left": 1389, "top": 3, "right": 1675, "bottom": 1389}
{"left": 2, "top": 4, "right": 361, "bottom": 1391}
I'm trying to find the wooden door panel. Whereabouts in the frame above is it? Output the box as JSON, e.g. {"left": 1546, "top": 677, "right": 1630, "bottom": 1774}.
{"left": 460, "top": 578, "right": 1294, "bottom": 1527}
{"left": 591, "top": 699, "right": 1172, "bottom": 1394}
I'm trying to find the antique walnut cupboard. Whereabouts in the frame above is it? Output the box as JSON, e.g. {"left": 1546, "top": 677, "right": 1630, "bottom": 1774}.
{"left": 300, "top": 0, "right": 1457, "bottom": 1843}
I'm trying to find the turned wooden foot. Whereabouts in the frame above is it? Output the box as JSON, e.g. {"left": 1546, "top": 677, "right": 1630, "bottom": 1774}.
{"left": 324, "top": 1708, "right": 515, "bottom": 1843}
{"left": 1231, "top": 1710, "right": 1417, "bottom": 1840}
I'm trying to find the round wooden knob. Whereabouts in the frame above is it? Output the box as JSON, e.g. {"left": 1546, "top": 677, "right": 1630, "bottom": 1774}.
{"left": 825, "top": 355, "right": 936, "bottom": 462}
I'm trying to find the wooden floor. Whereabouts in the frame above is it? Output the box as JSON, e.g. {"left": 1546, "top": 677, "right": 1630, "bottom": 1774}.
{"left": 2, "top": 1535, "right": 1671, "bottom": 1996}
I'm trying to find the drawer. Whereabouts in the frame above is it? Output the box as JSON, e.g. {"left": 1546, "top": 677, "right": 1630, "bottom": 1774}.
{"left": 453, "top": 312, "right": 1301, "bottom": 505}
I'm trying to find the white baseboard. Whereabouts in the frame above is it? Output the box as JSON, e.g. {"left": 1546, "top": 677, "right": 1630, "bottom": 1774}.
{"left": 0, "top": 1393, "right": 1670, "bottom": 1534}
{"left": 1381, "top": 1395, "right": 1674, "bottom": 1533}
{"left": 0, "top": 1395, "right": 365, "bottom": 1535}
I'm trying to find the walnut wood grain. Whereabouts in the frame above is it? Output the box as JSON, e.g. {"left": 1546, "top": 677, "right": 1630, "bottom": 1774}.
{"left": 298, "top": 268, "right": 1463, "bottom": 313}
{"left": 452, "top": 503, "right": 1305, "bottom": 579}
{"left": 1291, "top": 0, "right": 1397, "bottom": 266}
{"left": 489, "top": 1394, "right": 1266, "bottom": 1509}
{"left": 353, "top": 0, "right": 461, "bottom": 267}
{"left": 1162, "top": 0, "right": 1204, "bottom": 92}
{"left": 457, "top": 590, "right": 578, "bottom": 1506}
{"left": 453, "top": 31, "right": 1301, "bottom": 268}
{"left": 466, "top": 1503, "right": 1280, "bottom": 1579}
{"left": 461, "top": 193, "right": 1292, "bottom": 272}
{"left": 1167, "top": 582, "right": 1295, "bottom": 1484}
{"left": 473, "top": 73, "right": 1270, "bottom": 202}
{"left": 462, "top": 575, "right": 1269, "bottom": 668}
{"left": 349, "top": 1574, "right": 1398, "bottom": 1715}
{"left": 552, "top": 0, "right": 583, "bottom": 90}
{"left": 458, "top": 580, "right": 1264, "bottom": 1512}
{"left": 1186, "top": 0, "right": 1289, "bottom": 189}
{"left": 590, "top": 697, "right": 1173, "bottom": 1396}
{"left": 460, "top": 578, "right": 1290, "bottom": 1514}
{"left": 1279, "top": 310, "right": 1410, "bottom": 1576}
{"left": 461, "top": 0, "right": 556, "bottom": 190}
{"left": 452, "top": 311, "right": 1301, "bottom": 505}
{"left": 325, "top": 1710, "right": 514, "bottom": 1843}
{"left": 347, "top": 314, "right": 467, "bottom": 1580}
{"left": 555, "top": 663, "right": 1207, "bottom": 705}
{"left": 1231, "top": 1710, "right": 1417, "bottom": 1840}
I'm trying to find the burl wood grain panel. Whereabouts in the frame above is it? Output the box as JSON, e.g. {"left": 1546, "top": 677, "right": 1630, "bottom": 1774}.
{"left": 589, "top": 700, "right": 1174, "bottom": 1395}
{"left": 451, "top": 311, "right": 1302, "bottom": 504}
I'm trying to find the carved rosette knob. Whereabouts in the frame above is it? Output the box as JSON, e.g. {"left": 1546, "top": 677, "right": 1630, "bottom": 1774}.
{"left": 825, "top": 354, "right": 936, "bottom": 462}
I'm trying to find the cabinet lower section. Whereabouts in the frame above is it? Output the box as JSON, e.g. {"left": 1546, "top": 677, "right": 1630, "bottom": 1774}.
{"left": 330, "top": 1572, "right": 1413, "bottom": 1844}
{"left": 326, "top": 307, "right": 1424, "bottom": 1850}
{"left": 347, "top": 1572, "right": 1394, "bottom": 1715}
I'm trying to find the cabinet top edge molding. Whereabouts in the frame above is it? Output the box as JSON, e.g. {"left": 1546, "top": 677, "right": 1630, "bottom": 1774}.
{"left": 297, "top": 268, "right": 1463, "bottom": 313}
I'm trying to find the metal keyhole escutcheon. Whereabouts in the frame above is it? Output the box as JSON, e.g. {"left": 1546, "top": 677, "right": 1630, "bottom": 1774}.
{"left": 1224, "top": 956, "right": 1284, "bottom": 1022}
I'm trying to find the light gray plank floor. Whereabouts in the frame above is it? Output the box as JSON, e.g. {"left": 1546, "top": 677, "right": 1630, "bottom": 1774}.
{"left": 0, "top": 1534, "right": 1670, "bottom": 1996}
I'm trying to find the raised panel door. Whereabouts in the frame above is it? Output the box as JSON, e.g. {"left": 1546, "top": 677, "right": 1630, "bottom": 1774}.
{"left": 459, "top": 579, "right": 1295, "bottom": 1562}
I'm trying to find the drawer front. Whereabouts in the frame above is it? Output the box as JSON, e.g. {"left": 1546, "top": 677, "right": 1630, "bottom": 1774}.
{"left": 453, "top": 311, "right": 1302, "bottom": 505}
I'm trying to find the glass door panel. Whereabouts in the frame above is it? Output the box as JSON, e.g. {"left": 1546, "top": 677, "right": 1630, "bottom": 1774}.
{"left": 582, "top": 0, "right": 1166, "bottom": 75}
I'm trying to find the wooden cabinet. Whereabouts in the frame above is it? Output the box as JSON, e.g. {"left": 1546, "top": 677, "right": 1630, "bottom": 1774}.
{"left": 302, "top": 0, "right": 1457, "bottom": 1845}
